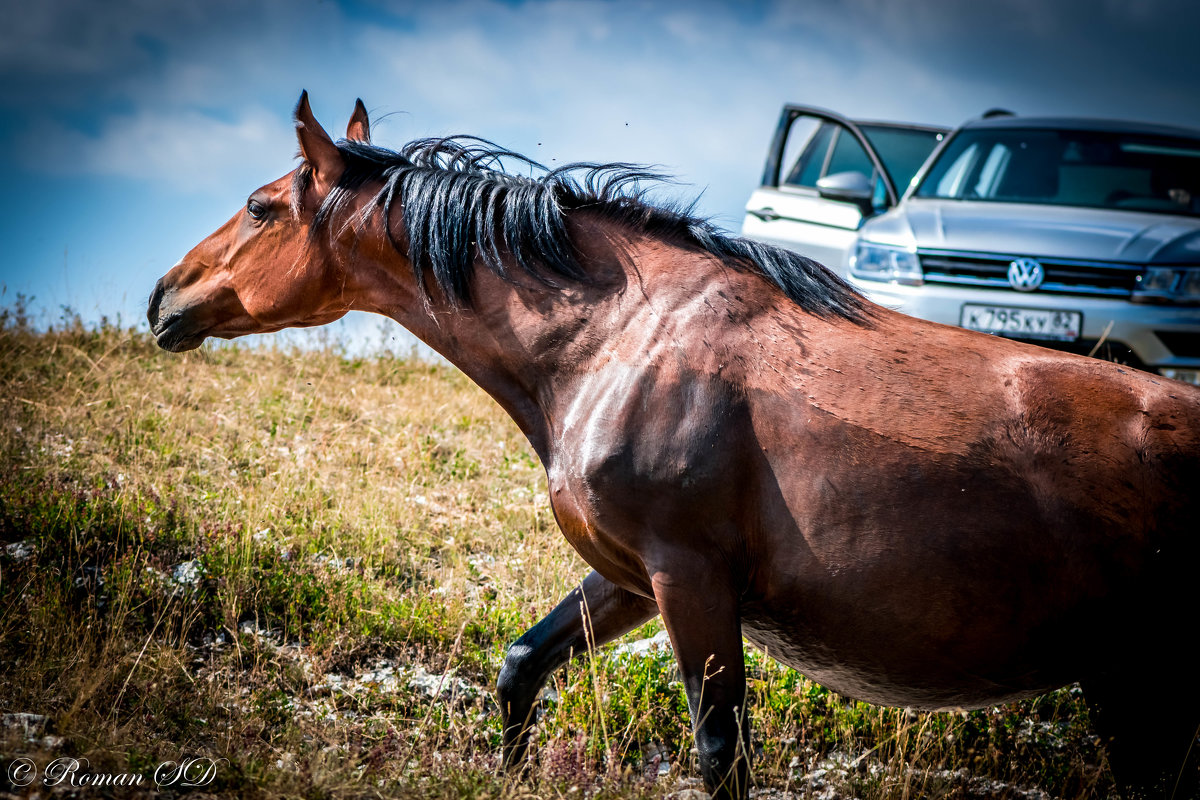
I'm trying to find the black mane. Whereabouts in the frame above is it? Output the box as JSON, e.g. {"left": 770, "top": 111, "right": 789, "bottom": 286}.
{"left": 304, "top": 136, "right": 868, "bottom": 321}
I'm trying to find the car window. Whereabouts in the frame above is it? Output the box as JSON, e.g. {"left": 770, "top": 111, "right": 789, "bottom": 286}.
{"left": 859, "top": 126, "right": 944, "bottom": 192}
{"left": 825, "top": 128, "right": 874, "bottom": 179}
{"left": 933, "top": 142, "right": 978, "bottom": 196}
{"left": 871, "top": 178, "right": 888, "bottom": 208}
{"left": 782, "top": 121, "right": 835, "bottom": 188}
{"left": 917, "top": 127, "right": 1200, "bottom": 216}
{"left": 974, "top": 143, "right": 1011, "bottom": 196}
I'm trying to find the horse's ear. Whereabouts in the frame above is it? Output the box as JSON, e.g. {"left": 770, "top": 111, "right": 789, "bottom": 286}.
{"left": 346, "top": 99, "right": 370, "bottom": 143}
{"left": 294, "top": 90, "right": 344, "bottom": 195}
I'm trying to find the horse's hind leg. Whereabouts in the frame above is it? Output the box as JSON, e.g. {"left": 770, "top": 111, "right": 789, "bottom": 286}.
{"left": 497, "top": 570, "right": 658, "bottom": 771}
{"left": 1082, "top": 668, "right": 1200, "bottom": 799}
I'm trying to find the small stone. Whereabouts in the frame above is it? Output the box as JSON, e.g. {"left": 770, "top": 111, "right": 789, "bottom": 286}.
{"left": 172, "top": 559, "right": 204, "bottom": 586}
{"left": 2, "top": 713, "right": 48, "bottom": 739}
{"left": 4, "top": 540, "right": 35, "bottom": 562}
{"left": 611, "top": 630, "right": 672, "bottom": 657}
{"left": 665, "top": 790, "right": 710, "bottom": 800}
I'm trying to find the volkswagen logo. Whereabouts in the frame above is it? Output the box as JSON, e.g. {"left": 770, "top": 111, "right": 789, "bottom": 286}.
{"left": 1007, "top": 258, "right": 1045, "bottom": 292}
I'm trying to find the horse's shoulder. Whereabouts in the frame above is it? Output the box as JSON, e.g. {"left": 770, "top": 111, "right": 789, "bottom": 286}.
{"left": 550, "top": 364, "right": 749, "bottom": 496}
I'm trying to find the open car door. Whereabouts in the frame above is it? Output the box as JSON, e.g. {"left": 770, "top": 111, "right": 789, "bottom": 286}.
{"left": 743, "top": 105, "right": 946, "bottom": 275}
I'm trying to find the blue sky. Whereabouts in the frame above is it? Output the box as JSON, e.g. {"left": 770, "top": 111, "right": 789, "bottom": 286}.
{"left": 3, "top": 0, "right": 1199, "bottom": 350}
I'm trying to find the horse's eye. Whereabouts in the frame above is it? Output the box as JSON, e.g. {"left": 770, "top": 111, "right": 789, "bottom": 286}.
{"left": 247, "top": 198, "right": 267, "bottom": 220}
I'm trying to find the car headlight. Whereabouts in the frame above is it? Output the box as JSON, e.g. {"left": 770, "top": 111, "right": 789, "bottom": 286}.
{"left": 849, "top": 241, "right": 924, "bottom": 286}
{"left": 1133, "top": 267, "right": 1200, "bottom": 304}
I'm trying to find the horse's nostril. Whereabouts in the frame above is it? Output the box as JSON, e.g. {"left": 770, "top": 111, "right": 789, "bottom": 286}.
{"left": 148, "top": 279, "right": 166, "bottom": 327}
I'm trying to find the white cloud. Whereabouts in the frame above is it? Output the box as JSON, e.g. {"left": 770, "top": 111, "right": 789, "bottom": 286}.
{"left": 33, "top": 107, "right": 296, "bottom": 194}
{"left": 341, "top": 3, "right": 785, "bottom": 223}
{"left": 342, "top": 1, "right": 986, "bottom": 226}
{"left": 4, "top": 0, "right": 1199, "bottom": 342}
{"left": 0, "top": 0, "right": 163, "bottom": 75}
{"left": 14, "top": 0, "right": 1200, "bottom": 224}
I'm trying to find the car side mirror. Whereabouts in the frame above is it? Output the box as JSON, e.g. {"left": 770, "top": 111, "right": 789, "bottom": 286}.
{"left": 817, "top": 171, "right": 875, "bottom": 215}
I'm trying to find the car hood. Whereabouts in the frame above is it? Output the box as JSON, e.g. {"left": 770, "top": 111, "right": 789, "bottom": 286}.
{"left": 871, "top": 198, "right": 1200, "bottom": 264}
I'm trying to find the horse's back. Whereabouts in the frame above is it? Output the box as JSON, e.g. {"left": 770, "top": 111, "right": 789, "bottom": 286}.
{"left": 1002, "top": 351, "right": 1200, "bottom": 531}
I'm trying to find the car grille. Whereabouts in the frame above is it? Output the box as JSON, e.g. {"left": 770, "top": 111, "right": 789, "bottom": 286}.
{"left": 918, "top": 249, "right": 1142, "bottom": 297}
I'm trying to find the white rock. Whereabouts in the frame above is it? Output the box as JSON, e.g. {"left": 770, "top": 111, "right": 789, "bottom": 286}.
{"left": 2, "top": 713, "right": 48, "bottom": 739}
{"left": 4, "top": 540, "right": 35, "bottom": 562}
{"left": 612, "top": 630, "right": 672, "bottom": 657}
{"left": 408, "top": 665, "right": 477, "bottom": 700}
{"left": 172, "top": 559, "right": 204, "bottom": 586}
{"left": 665, "top": 789, "right": 710, "bottom": 800}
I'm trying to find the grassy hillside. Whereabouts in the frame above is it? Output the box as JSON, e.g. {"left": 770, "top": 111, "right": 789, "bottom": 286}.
{"left": 0, "top": 310, "right": 1118, "bottom": 798}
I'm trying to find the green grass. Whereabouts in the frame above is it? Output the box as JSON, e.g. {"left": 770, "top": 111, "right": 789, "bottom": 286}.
{"left": 0, "top": 306, "right": 1118, "bottom": 798}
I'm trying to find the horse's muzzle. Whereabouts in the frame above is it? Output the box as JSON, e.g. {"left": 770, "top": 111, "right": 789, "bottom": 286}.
{"left": 147, "top": 278, "right": 204, "bottom": 352}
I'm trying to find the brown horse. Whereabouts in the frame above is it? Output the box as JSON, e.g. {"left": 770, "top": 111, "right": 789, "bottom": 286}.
{"left": 148, "top": 94, "right": 1200, "bottom": 799}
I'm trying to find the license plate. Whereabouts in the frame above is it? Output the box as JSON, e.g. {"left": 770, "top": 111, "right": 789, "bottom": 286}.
{"left": 960, "top": 304, "right": 1082, "bottom": 341}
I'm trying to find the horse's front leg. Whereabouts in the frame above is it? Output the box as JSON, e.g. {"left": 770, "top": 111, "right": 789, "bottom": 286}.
{"left": 497, "top": 569, "right": 658, "bottom": 771}
{"left": 652, "top": 565, "right": 750, "bottom": 800}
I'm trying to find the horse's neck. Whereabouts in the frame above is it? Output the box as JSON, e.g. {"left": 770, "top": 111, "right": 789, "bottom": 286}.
{"left": 350, "top": 260, "right": 596, "bottom": 464}
{"left": 353, "top": 213, "right": 654, "bottom": 462}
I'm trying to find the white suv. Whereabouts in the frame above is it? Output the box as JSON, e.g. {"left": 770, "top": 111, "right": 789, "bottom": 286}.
{"left": 743, "top": 105, "right": 1200, "bottom": 385}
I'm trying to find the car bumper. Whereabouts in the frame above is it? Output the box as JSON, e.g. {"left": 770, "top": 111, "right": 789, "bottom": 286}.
{"left": 849, "top": 277, "right": 1200, "bottom": 377}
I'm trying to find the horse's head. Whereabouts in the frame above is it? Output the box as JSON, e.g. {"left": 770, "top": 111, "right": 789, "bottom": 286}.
{"left": 147, "top": 92, "right": 371, "bottom": 351}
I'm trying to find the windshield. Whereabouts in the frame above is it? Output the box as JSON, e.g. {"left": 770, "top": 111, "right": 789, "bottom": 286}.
{"left": 916, "top": 127, "right": 1200, "bottom": 217}
{"left": 860, "top": 125, "right": 943, "bottom": 193}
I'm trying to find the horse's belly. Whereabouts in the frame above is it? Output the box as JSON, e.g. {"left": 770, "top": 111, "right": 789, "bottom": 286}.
{"left": 739, "top": 616, "right": 1064, "bottom": 711}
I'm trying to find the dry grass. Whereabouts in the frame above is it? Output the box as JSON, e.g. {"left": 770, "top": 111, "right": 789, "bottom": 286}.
{"left": 0, "top": 306, "right": 1117, "bottom": 799}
